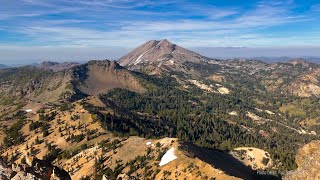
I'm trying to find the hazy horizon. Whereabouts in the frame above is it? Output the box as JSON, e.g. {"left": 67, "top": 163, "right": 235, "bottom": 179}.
{"left": 1, "top": 44, "right": 320, "bottom": 65}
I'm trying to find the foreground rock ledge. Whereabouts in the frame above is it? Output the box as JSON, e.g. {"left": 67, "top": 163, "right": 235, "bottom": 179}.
{"left": 283, "top": 140, "right": 320, "bottom": 180}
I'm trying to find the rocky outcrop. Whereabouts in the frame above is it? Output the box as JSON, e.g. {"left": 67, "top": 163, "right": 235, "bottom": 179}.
{"left": 283, "top": 141, "right": 320, "bottom": 180}
{"left": 283, "top": 68, "right": 320, "bottom": 97}
{"left": 0, "top": 157, "right": 71, "bottom": 180}
{"left": 72, "top": 60, "right": 145, "bottom": 95}
{"left": 0, "top": 157, "right": 13, "bottom": 180}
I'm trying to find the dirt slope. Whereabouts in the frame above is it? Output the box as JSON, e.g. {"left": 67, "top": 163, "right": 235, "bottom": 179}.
{"left": 74, "top": 60, "right": 145, "bottom": 95}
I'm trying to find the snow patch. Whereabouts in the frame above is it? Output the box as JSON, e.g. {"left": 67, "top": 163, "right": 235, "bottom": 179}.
{"left": 310, "top": 131, "right": 317, "bottom": 135}
{"left": 159, "top": 147, "right": 177, "bottom": 166}
{"left": 146, "top": 142, "right": 152, "bottom": 146}
{"left": 170, "top": 60, "right": 174, "bottom": 64}
{"left": 26, "top": 109, "right": 33, "bottom": 113}
{"left": 134, "top": 51, "right": 148, "bottom": 65}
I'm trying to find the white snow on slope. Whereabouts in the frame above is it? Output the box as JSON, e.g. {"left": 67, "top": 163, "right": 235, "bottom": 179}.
{"left": 159, "top": 147, "right": 177, "bottom": 166}
{"left": 146, "top": 142, "right": 152, "bottom": 145}
{"left": 26, "top": 109, "right": 33, "bottom": 113}
{"left": 134, "top": 51, "right": 148, "bottom": 65}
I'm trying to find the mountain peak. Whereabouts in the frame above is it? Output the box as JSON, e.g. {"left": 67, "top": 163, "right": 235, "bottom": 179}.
{"left": 157, "top": 39, "right": 171, "bottom": 45}
{"left": 156, "top": 39, "right": 175, "bottom": 50}
{"left": 118, "top": 39, "right": 207, "bottom": 72}
{"left": 146, "top": 39, "right": 170, "bottom": 45}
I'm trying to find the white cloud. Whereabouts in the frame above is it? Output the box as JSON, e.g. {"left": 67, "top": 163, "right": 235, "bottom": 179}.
{"left": 0, "top": 0, "right": 320, "bottom": 62}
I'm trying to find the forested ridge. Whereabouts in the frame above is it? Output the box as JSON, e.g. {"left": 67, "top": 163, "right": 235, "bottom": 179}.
{"left": 91, "top": 73, "right": 319, "bottom": 171}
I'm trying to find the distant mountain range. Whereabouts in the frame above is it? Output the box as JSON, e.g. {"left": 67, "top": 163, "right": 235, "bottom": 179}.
{"left": 0, "top": 64, "right": 8, "bottom": 69}
{"left": 37, "top": 61, "right": 79, "bottom": 72}
{"left": 250, "top": 56, "right": 320, "bottom": 63}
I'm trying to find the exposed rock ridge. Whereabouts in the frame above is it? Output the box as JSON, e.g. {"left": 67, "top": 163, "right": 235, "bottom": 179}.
{"left": 283, "top": 140, "right": 320, "bottom": 180}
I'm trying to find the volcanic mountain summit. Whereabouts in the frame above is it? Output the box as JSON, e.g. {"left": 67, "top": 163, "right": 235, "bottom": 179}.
{"left": 118, "top": 39, "right": 209, "bottom": 74}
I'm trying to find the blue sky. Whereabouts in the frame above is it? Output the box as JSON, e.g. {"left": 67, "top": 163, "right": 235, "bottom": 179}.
{"left": 0, "top": 0, "right": 320, "bottom": 64}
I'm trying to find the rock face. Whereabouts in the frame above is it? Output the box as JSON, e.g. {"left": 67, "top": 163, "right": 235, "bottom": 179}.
{"left": 283, "top": 140, "right": 320, "bottom": 180}
{"left": 0, "top": 157, "right": 71, "bottom": 180}
{"left": 283, "top": 68, "right": 320, "bottom": 97}
{"left": 72, "top": 60, "right": 145, "bottom": 95}
{"left": 118, "top": 39, "right": 208, "bottom": 74}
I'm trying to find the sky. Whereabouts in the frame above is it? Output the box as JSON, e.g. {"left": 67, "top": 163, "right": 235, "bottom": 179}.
{"left": 0, "top": 0, "right": 320, "bottom": 64}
